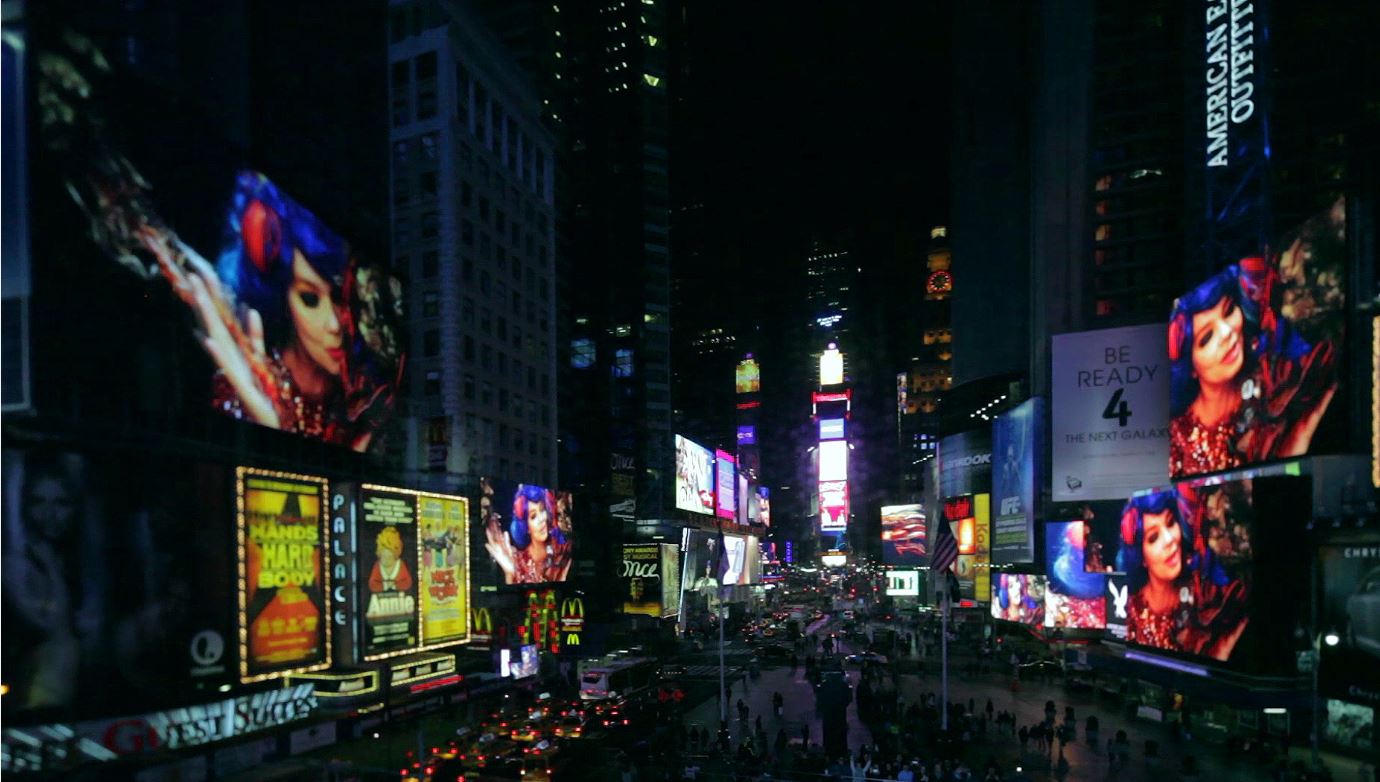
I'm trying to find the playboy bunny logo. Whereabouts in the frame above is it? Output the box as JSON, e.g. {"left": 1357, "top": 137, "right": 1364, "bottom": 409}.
{"left": 1108, "top": 580, "right": 1129, "bottom": 620}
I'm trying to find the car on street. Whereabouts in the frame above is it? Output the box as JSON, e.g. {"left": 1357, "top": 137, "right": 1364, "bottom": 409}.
{"left": 755, "top": 643, "right": 792, "bottom": 663}
{"left": 845, "top": 651, "right": 888, "bottom": 666}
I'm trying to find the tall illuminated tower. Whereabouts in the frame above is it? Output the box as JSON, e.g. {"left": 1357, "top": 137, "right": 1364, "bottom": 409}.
{"left": 813, "top": 342, "right": 851, "bottom": 563}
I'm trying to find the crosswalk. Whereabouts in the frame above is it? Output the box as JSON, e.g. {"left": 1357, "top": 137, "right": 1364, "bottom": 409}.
{"left": 679, "top": 664, "right": 744, "bottom": 678}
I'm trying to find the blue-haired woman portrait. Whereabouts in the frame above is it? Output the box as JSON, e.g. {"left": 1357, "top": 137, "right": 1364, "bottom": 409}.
{"left": 1167, "top": 201, "right": 1344, "bottom": 478}
{"left": 1117, "top": 487, "right": 1249, "bottom": 661}
{"left": 483, "top": 484, "right": 572, "bottom": 584}
{"left": 995, "top": 574, "right": 1044, "bottom": 625}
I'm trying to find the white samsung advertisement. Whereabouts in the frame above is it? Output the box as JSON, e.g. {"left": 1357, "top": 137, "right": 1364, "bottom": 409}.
{"left": 1051, "top": 324, "right": 1170, "bottom": 501}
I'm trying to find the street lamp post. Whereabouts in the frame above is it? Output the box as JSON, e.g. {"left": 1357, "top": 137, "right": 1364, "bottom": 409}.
{"left": 1312, "top": 628, "right": 1340, "bottom": 770}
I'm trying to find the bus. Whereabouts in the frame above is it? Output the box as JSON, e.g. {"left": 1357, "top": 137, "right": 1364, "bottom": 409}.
{"left": 579, "top": 657, "right": 657, "bottom": 702}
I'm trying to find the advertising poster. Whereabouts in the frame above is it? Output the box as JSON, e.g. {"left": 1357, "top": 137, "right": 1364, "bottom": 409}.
{"left": 1073, "top": 500, "right": 1130, "bottom": 574}
{"left": 974, "top": 497, "right": 991, "bottom": 604}
{"left": 239, "top": 468, "right": 330, "bottom": 681}
{"left": 758, "top": 487, "right": 772, "bottom": 526}
{"left": 418, "top": 493, "right": 469, "bottom": 646}
{"left": 1318, "top": 544, "right": 1380, "bottom": 711}
{"left": 818, "top": 440, "right": 849, "bottom": 482}
{"left": 939, "top": 430, "right": 991, "bottom": 499}
{"left": 737, "top": 472, "right": 751, "bottom": 524}
{"left": 715, "top": 451, "right": 737, "bottom": 520}
{"left": 1168, "top": 199, "right": 1347, "bottom": 479}
{"left": 28, "top": 14, "right": 408, "bottom": 457}
{"left": 1044, "top": 520, "right": 1107, "bottom": 630}
{"left": 819, "top": 480, "right": 849, "bottom": 531}
{"left": 1052, "top": 324, "right": 1169, "bottom": 501}
{"left": 881, "top": 503, "right": 927, "bottom": 566}
{"left": 622, "top": 543, "right": 663, "bottom": 617}
{"left": 991, "top": 398, "right": 1043, "bottom": 564}
{"left": 886, "top": 570, "right": 920, "bottom": 597}
{"left": 660, "top": 543, "right": 682, "bottom": 618}
{"left": 735, "top": 358, "right": 761, "bottom": 394}
{"left": 681, "top": 529, "right": 720, "bottom": 596}
{"left": 476, "top": 478, "right": 574, "bottom": 586}
{"left": 991, "top": 574, "right": 1047, "bottom": 626}
{"left": 1104, "top": 573, "right": 1130, "bottom": 640}
{"left": 359, "top": 487, "right": 419, "bottom": 658}
{"left": 674, "top": 435, "right": 715, "bottom": 515}
{"left": 2, "top": 447, "right": 235, "bottom": 722}
{"left": 718, "top": 533, "right": 759, "bottom": 586}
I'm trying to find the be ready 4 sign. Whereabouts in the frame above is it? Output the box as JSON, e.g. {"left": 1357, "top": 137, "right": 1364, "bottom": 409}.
{"left": 1052, "top": 324, "right": 1169, "bottom": 501}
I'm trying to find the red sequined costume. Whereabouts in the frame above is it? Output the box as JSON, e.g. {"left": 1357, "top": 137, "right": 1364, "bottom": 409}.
{"left": 511, "top": 543, "right": 572, "bottom": 584}
{"left": 211, "top": 351, "right": 354, "bottom": 447}
{"left": 1126, "top": 575, "right": 1249, "bottom": 661}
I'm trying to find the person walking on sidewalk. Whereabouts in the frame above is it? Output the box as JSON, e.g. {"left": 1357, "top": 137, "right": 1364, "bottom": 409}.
{"left": 773, "top": 691, "right": 784, "bottom": 718}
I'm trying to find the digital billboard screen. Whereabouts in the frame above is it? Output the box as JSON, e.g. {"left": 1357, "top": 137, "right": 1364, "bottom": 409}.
{"left": 991, "top": 398, "right": 1042, "bottom": 564}
{"left": 818, "top": 440, "right": 848, "bottom": 483}
{"left": 1316, "top": 545, "right": 1380, "bottom": 708}
{"left": 737, "top": 472, "right": 751, "bottom": 525}
{"left": 819, "top": 418, "right": 845, "bottom": 441}
{"left": 29, "top": 23, "right": 408, "bottom": 457}
{"left": 358, "top": 486, "right": 420, "bottom": 658}
{"left": 939, "top": 430, "right": 991, "bottom": 498}
{"left": 681, "top": 529, "right": 720, "bottom": 596}
{"left": 660, "top": 543, "right": 682, "bottom": 618}
{"left": 886, "top": 570, "right": 920, "bottom": 597}
{"left": 1044, "top": 520, "right": 1107, "bottom": 630}
{"left": 758, "top": 487, "right": 771, "bottom": 526}
{"left": 991, "top": 574, "right": 1047, "bottom": 626}
{"left": 819, "top": 345, "right": 844, "bottom": 386}
{"left": 881, "top": 503, "right": 927, "bottom": 566}
{"left": 674, "top": 435, "right": 715, "bottom": 515}
{"left": 735, "top": 358, "right": 761, "bottom": 394}
{"left": 1168, "top": 198, "right": 1346, "bottom": 479}
{"left": 736, "top": 425, "right": 756, "bottom": 446}
{"left": 1076, "top": 500, "right": 1128, "bottom": 574}
{"left": 1104, "top": 573, "right": 1130, "bottom": 640}
{"left": 718, "top": 533, "right": 760, "bottom": 586}
{"left": 715, "top": 450, "right": 737, "bottom": 520}
{"left": 417, "top": 493, "right": 469, "bottom": 647}
{"left": 819, "top": 480, "right": 849, "bottom": 531}
{"left": 477, "top": 479, "right": 574, "bottom": 586}
{"left": 2, "top": 447, "right": 236, "bottom": 722}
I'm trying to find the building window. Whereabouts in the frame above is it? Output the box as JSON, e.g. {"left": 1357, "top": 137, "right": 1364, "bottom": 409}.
{"left": 462, "top": 219, "right": 474, "bottom": 246}
{"left": 462, "top": 297, "right": 475, "bottom": 327}
{"left": 421, "top": 250, "right": 439, "bottom": 279}
{"left": 463, "top": 335, "right": 475, "bottom": 361}
{"left": 424, "top": 329, "right": 439, "bottom": 357}
{"left": 464, "top": 375, "right": 475, "bottom": 400}
{"left": 421, "top": 210, "right": 439, "bottom": 239}
{"left": 571, "top": 338, "right": 595, "bottom": 369}
{"left": 422, "top": 291, "right": 439, "bottom": 318}
{"left": 481, "top": 381, "right": 493, "bottom": 406}
{"left": 424, "top": 369, "right": 441, "bottom": 396}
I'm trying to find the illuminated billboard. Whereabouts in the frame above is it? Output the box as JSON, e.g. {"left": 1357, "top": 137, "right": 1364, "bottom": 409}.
{"left": 30, "top": 26, "right": 408, "bottom": 456}
{"left": 417, "top": 493, "right": 470, "bottom": 647}
{"left": 881, "top": 504, "right": 926, "bottom": 566}
{"left": 991, "top": 574, "right": 1047, "bottom": 626}
{"left": 819, "top": 344, "right": 844, "bottom": 386}
{"left": 2, "top": 447, "right": 236, "bottom": 721}
{"left": 736, "top": 425, "right": 757, "bottom": 446}
{"left": 718, "top": 534, "right": 761, "bottom": 586}
{"left": 477, "top": 479, "right": 574, "bottom": 586}
{"left": 715, "top": 450, "right": 737, "bottom": 520}
{"left": 622, "top": 543, "right": 665, "bottom": 617}
{"left": 818, "top": 440, "right": 848, "bottom": 482}
{"left": 991, "top": 398, "right": 1042, "bottom": 564}
{"left": 946, "top": 494, "right": 990, "bottom": 603}
{"left": 939, "top": 430, "right": 990, "bottom": 498}
{"left": 818, "top": 480, "right": 849, "bottom": 531}
{"left": 886, "top": 570, "right": 920, "bottom": 597}
{"left": 358, "top": 486, "right": 420, "bottom": 658}
{"left": 660, "top": 543, "right": 682, "bottom": 618}
{"left": 237, "top": 467, "right": 331, "bottom": 682}
{"left": 819, "top": 418, "right": 845, "bottom": 441}
{"left": 1044, "top": 520, "right": 1106, "bottom": 630}
{"left": 674, "top": 435, "right": 715, "bottom": 515}
{"left": 1319, "top": 545, "right": 1380, "bottom": 710}
{"left": 1168, "top": 198, "right": 1346, "bottom": 479}
{"left": 735, "top": 357, "right": 761, "bottom": 394}
{"left": 758, "top": 487, "right": 771, "bottom": 526}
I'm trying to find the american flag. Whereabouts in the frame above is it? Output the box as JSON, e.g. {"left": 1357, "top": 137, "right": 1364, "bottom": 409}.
{"left": 930, "top": 517, "right": 959, "bottom": 575}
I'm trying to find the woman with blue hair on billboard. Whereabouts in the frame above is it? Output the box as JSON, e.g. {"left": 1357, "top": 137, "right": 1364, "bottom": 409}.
{"left": 1167, "top": 201, "right": 1345, "bottom": 477}
{"left": 1117, "top": 486, "right": 1248, "bottom": 661}
{"left": 483, "top": 484, "right": 571, "bottom": 584}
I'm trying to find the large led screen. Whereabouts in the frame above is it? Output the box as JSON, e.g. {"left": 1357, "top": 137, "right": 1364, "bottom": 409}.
{"left": 238, "top": 468, "right": 331, "bottom": 681}
{"left": 718, "top": 534, "right": 761, "bottom": 586}
{"left": 818, "top": 440, "right": 848, "bottom": 483}
{"left": 1074, "top": 500, "right": 1129, "bottom": 574}
{"left": 819, "top": 480, "right": 849, "bottom": 531}
{"left": 881, "top": 503, "right": 927, "bottom": 566}
{"left": 681, "top": 529, "right": 720, "bottom": 596}
{"left": 991, "top": 574, "right": 1047, "bottom": 626}
{"left": 939, "top": 430, "right": 991, "bottom": 498}
{"left": 1168, "top": 198, "right": 1346, "bottom": 479}
{"left": 1044, "top": 520, "right": 1107, "bottom": 630}
{"left": 674, "top": 435, "right": 715, "bottom": 515}
{"left": 660, "top": 543, "right": 682, "bottom": 618}
{"left": 417, "top": 493, "right": 469, "bottom": 646}
{"left": 991, "top": 398, "right": 1042, "bottom": 564}
{"left": 714, "top": 450, "right": 737, "bottom": 520}
{"left": 2, "top": 447, "right": 236, "bottom": 721}
{"left": 886, "top": 570, "right": 920, "bottom": 597}
{"left": 736, "top": 358, "right": 761, "bottom": 394}
{"left": 819, "top": 418, "right": 845, "bottom": 441}
{"left": 1114, "top": 482, "right": 1255, "bottom": 660}
{"left": 358, "top": 486, "right": 420, "bottom": 658}
{"left": 477, "top": 478, "right": 574, "bottom": 586}
{"left": 30, "top": 26, "right": 407, "bottom": 456}
{"left": 758, "top": 487, "right": 772, "bottom": 526}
